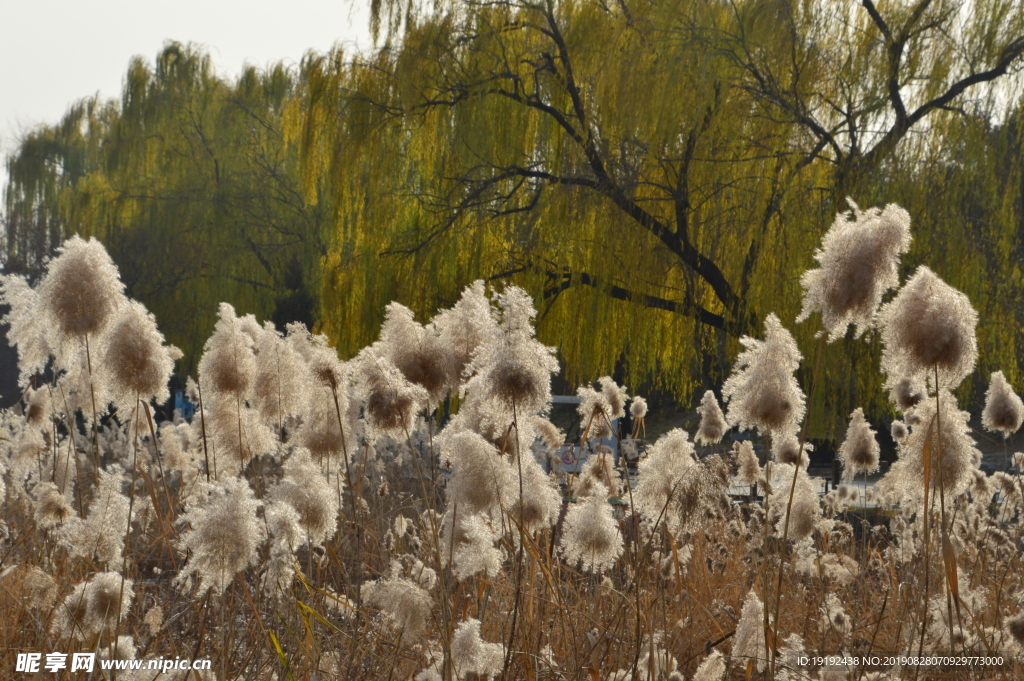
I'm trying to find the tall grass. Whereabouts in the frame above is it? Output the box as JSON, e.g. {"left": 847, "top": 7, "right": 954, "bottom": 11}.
{"left": 1, "top": 206, "right": 1024, "bottom": 681}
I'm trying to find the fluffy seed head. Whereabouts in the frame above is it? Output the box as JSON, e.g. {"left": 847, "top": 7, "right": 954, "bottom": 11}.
{"left": 24, "top": 386, "right": 51, "bottom": 427}
{"left": 355, "top": 350, "right": 429, "bottom": 438}
{"left": 198, "top": 303, "right": 256, "bottom": 396}
{"left": 598, "top": 376, "right": 629, "bottom": 420}
{"left": 891, "top": 420, "right": 908, "bottom": 442}
{"left": 53, "top": 572, "right": 133, "bottom": 640}
{"left": 533, "top": 417, "right": 563, "bottom": 450}
{"left": 732, "top": 590, "right": 767, "bottom": 672}
{"left": 838, "top": 408, "right": 880, "bottom": 480}
{"left": 577, "top": 384, "right": 613, "bottom": 437}
{"left": 878, "top": 266, "right": 978, "bottom": 390}
{"left": 558, "top": 482, "right": 623, "bottom": 573}
{"left": 733, "top": 440, "right": 761, "bottom": 485}
{"left": 102, "top": 299, "right": 180, "bottom": 410}
{"left": 1006, "top": 613, "right": 1024, "bottom": 647}
{"left": 464, "top": 286, "right": 558, "bottom": 414}
{"left": 63, "top": 468, "right": 131, "bottom": 565}
{"left": 767, "top": 463, "right": 821, "bottom": 542}
{"left": 0, "top": 275, "right": 53, "bottom": 384}
{"left": 722, "top": 314, "right": 805, "bottom": 437}
{"left": 506, "top": 457, "right": 561, "bottom": 532}
{"left": 451, "top": 618, "right": 505, "bottom": 681}
{"left": 797, "top": 200, "right": 911, "bottom": 341}
{"left": 890, "top": 377, "right": 925, "bottom": 411}
{"left": 176, "top": 476, "right": 265, "bottom": 596}
{"left": 982, "top": 371, "right": 1024, "bottom": 437}
{"left": 630, "top": 396, "right": 648, "bottom": 419}
{"left": 441, "top": 512, "right": 503, "bottom": 579}
{"left": 270, "top": 449, "right": 340, "bottom": 548}
{"left": 771, "top": 432, "right": 809, "bottom": 468}
{"left": 361, "top": 575, "right": 433, "bottom": 641}
{"left": 692, "top": 650, "right": 726, "bottom": 681}
{"left": 574, "top": 448, "right": 620, "bottom": 497}
{"left": 35, "top": 482, "right": 74, "bottom": 528}
{"left": 886, "top": 390, "right": 979, "bottom": 498}
{"left": 444, "top": 431, "right": 513, "bottom": 515}
{"left": 695, "top": 390, "right": 728, "bottom": 445}
{"left": 38, "top": 235, "right": 125, "bottom": 338}
{"left": 432, "top": 280, "right": 498, "bottom": 384}
{"left": 380, "top": 302, "right": 454, "bottom": 406}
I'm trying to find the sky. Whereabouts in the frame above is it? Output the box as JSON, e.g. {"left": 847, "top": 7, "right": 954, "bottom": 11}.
{"left": 0, "top": 0, "right": 373, "bottom": 190}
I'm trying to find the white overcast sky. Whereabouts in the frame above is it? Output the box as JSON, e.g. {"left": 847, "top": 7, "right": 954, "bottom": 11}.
{"left": 0, "top": 0, "right": 372, "bottom": 190}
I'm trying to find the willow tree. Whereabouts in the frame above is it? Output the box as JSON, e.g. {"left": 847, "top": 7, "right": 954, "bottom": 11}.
{"left": 3, "top": 44, "right": 331, "bottom": 372}
{"left": 300, "top": 0, "right": 1024, "bottom": 429}
{"left": 4, "top": 1, "right": 1023, "bottom": 430}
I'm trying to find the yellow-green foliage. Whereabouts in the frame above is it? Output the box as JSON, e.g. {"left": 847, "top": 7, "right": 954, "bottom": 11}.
{"left": 4, "top": 0, "right": 1024, "bottom": 433}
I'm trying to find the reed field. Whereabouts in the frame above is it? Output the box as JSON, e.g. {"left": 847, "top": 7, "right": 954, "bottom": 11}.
{"left": 3, "top": 201, "right": 1024, "bottom": 681}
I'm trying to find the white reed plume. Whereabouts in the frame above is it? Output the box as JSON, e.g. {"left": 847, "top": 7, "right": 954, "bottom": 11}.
{"left": 722, "top": 313, "right": 805, "bottom": 437}
{"left": 884, "top": 390, "right": 979, "bottom": 499}
{"left": 797, "top": 200, "right": 911, "bottom": 341}
{"left": 98, "top": 635, "right": 137, "bottom": 668}
{"left": 775, "top": 633, "right": 807, "bottom": 681}
{"left": 576, "top": 384, "right": 613, "bottom": 439}
{"left": 634, "top": 428, "right": 695, "bottom": 516}
{"left": 176, "top": 476, "right": 265, "bottom": 596}
{"left": 731, "top": 590, "right": 767, "bottom": 672}
{"left": 889, "top": 377, "right": 925, "bottom": 412}
{"left": 733, "top": 440, "right": 761, "bottom": 486}
{"left": 878, "top": 266, "right": 978, "bottom": 390}
{"left": 982, "top": 370, "right": 1024, "bottom": 437}
{"left": 574, "top": 448, "right": 621, "bottom": 497}
{"left": 695, "top": 390, "right": 728, "bottom": 445}
{"left": 63, "top": 468, "right": 131, "bottom": 566}
{"left": 766, "top": 463, "right": 821, "bottom": 542}
{"left": 432, "top": 280, "right": 499, "bottom": 385}
{"left": 692, "top": 650, "right": 725, "bottom": 681}
{"left": 821, "top": 593, "right": 851, "bottom": 643}
{"left": 634, "top": 429, "right": 728, "bottom": 536}
{"left": 262, "top": 500, "right": 303, "bottom": 599}
{"left": 1005, "top": 613, "right": 1024, "bottom": 650}
{"left": 891, "top": 420, "right": 908, "bottom": 442}
{"left": 463, "top": 286, "right": 558, "bottom": 415}
{"left": 353, "top": 348, "right": 429, "bottom": 438}
{"left": 630, "top": 396, "right": 648, "bottom": 419}
{"left": 251, "top": 321, "right": 309, "bottom": 428}
{"left": 558, "top": 482, "right": 623, "bottom": 574}
{"left": 52, "top": 571, "right": 133, "bottom": 640}
{"left": 206, "top": 391, "right": 277, "bottom": 470}
{"left": 298, "top": 394, "right": 353, "bottom": 466}
{"left": 533, "top": 416, "right": 564, "bottom": 450}
{"left": 506, "top": 455, "right": 561, "bottom": 533}
{"left": 441, "top": 511, "right": 504, "bottom": 579}
{"left": 379, "top": 302, "right": 454, "bottom": 407}
{"left": 34, "top": 481, "right": 74, "bottom": 529}
{"left": 443, "top": 430, "right": 514, "bottom": 515}
{"left": 287, "top": 322, "right": 346, "bottom": 391}
{"left": 598, "top": 376, "right": 629, "bottom": 420}
{"left": 24, "top": 385, "right": 52, "bottom": 428}
{"left": 198, "top": 303, "right": 257, "bottom": 398}
{"left": 37, "top": 235, "right": 126, "bottom": 341}
{"left": 360, "top": 572, "right": 433, "bottom": 641}
{"left": 770, "top": 432, "right": 811, "bottom": 468}
{"left": 838, "top": 408, "right": 880, "bottom": 480}
{"left": 101, "top": 299, "right": 181, "bottom": 414}
{"left": 269, "top": 448, "right": 340, "bottom": 548}
{"left": 451, "top": 618, "right": 505, "bottom": 681}
{"left": 0, "top": 275, "right": 52, "bottom": 385}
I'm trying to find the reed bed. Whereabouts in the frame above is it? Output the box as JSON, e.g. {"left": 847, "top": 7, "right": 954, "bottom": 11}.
{"left": 1, "top": 203, "right": 1024, "bottom": 681}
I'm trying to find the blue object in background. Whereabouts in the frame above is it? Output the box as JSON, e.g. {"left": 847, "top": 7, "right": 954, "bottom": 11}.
{"left": 174, "top": 390, "right": 196, "bottom": 420}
